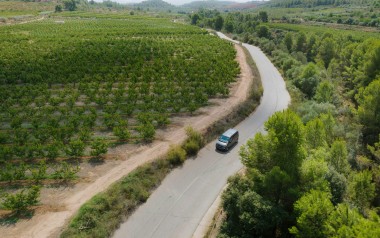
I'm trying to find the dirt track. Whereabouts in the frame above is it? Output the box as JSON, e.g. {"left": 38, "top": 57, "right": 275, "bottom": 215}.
{"left": 1, "top": 44, "right": 253, "bottom": 238}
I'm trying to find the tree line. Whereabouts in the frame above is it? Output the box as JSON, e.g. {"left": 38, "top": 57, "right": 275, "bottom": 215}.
{"left": 192, "top": 9, "right": 380, "bottom": 238}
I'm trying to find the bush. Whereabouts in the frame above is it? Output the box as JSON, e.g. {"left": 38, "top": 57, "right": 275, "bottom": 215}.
{"left": 185, "top": 127, "right": 204, "bottom": 148}
{"left": 183, "top": 140, "right": 200, "bottom": 156}
{"left": 167, "top": 145, "right": 187, "bottom": 166}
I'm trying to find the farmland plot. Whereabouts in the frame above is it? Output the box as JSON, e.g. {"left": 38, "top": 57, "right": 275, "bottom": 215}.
{"left": 0, "top": 17, "right": 238, "bottom": 185}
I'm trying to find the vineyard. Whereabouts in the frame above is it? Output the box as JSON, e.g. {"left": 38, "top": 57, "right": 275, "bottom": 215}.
{"left": 0, "top": 17, "right": 238, "bottom": 191}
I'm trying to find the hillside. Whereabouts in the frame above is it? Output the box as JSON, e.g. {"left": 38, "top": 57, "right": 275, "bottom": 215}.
{"left": 181, "top": 0, "right": 264, "bottom": 11}
{"left": 132, "top": 0, "right": 177, "bottom": 11}
{"left": 270, "top": 0, "right": 380, "bottom": 7}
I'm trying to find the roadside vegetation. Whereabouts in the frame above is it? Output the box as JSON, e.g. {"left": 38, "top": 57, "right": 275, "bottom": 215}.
{"left": 191, "top": 1, "right": 380, "bottom": 237}
{"left": 60, "top": 128, "right": 204, "bottom": 238}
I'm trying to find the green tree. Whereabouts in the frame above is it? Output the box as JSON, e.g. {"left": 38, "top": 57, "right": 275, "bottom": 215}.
{"left": 240, "top": 110, "right": 306, "bottom": 224}
{"left": 240, "top": 133, "right": 272, "bottom": 173}
{"left": 265, "top": 110, "right": 305, "bottom": 178}
{"left": 2, "top": 186, "right": 41, "bottom": 214}
{"left": 290, "top": 190, "right": 334, "bottom": 238}
{"left": 328, "top": 140, "right": 350, "bottom": 175}
{"left": 305, "top": 118, "right": 327, "bottom": 150}
{"left": 257, "top": 25, "right": 269, "bottom": 38}
{"left": 368, "top": 134, "right": 380, "bottom": 160}
{"left": 300, "top": 156, "right": 330, "bottom": 193}
{"left": 315, "top": 80, "right": 334, "bottom": 103}
{"left": 326, "top": 167, "right": 347, "bottom": 205}
{"left": 113, "top": 126, "right": 130, "bottom": 141}
{"left": 55, "top": 5, "right": 63, "bottom": 13}
{"left": 347, "top": 170, "right": 375, "bottom": 213}
{"left": 138, "top": 122, "right": 155, "bottom": 142}
{"left": 65, "top": 139, "right": 85, "bottom": 158}
{"left": 258, "top": 11, "right": 269, "bottom": 22}
{"left": 318, "top": 37, "right": 336, "bottom": 68}
{"left": 356, "top": 79, "right": 380, "bottom": 145}
{"left": 364, "top": 45, "right": 380, "bottom": 82}
{"left": 214, "top": 15, "right": 224, "bottom": 31}
{"left": 90, "top": 138, "right": 108, "bottom": 157}
{"left": 284, "top": 32, "right": 293, "bottom": 52}
{"left": 220, "top": 175, "right": 282, "bottom": 237}
{"left": 294, "top": 63, "right": 320, "bottom": 98}
{"left": 191, "top": 13, "right": 199, "bottom": 25}
{"left": 63, "top": 0, "right": 77, "bottom": 11}
{"left": 324, "top": 203, "right": 380, "bottom": 237}
{"left": 295, "top": 32, "right": 307, "bottom": 52}
{"left": 224, "top": 19, "right": 233, "bottom": 33}
{"left": 320, "top": 112, "right": 337, "bottom": 144}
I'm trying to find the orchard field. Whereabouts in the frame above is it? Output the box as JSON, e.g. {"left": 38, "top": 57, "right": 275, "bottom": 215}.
{"left": 0, "top": 16, "right": 238, "bottom": 185}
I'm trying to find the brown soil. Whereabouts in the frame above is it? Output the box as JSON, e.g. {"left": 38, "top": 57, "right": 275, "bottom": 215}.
{"left": 0, "top": 44, "right": 253, "bottom": 238}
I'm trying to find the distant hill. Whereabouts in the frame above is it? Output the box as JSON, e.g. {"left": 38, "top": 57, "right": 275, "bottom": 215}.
{"left": 133, "top": 0, "right": 177, "bottom": 11}
{"left": 270, "top": 0, "right": 378, "bottom": 8}
{"left": 181, "top": 0, "right": 264, "bottom": 11}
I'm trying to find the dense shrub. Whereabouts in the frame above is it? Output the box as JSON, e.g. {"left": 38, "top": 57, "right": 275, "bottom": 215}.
{"left": 167, "top": 145, "right": 187, "bottom": 166}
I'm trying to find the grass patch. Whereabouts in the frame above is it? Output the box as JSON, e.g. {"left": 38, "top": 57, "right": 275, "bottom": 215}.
{"left": 60, "top": 159, "right": 171, "bottom": 238}
{"left": 60, "top": 43, "right": 262, "bottom": 238}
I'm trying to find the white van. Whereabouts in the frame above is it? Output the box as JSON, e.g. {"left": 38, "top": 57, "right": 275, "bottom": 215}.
{"left": 215, "top": 128, "right": 239, "bottom": 151}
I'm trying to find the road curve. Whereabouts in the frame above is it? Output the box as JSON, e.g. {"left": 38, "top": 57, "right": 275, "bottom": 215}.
{"left": 112, "top": 33, "right": 290, "bottom": 238}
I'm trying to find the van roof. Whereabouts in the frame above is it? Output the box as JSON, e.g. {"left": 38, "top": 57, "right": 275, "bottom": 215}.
{"left": 223, "top": 128, "right": 238, "bottom": 137}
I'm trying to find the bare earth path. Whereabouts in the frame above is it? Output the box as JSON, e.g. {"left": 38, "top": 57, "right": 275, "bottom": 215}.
{"left": 1, "top": 43, "right": 253, "bottom": 238}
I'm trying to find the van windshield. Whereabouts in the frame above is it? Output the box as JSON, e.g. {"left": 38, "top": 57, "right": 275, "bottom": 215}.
{"left": 218, "top": 135, "right": 230, "bottom": 143}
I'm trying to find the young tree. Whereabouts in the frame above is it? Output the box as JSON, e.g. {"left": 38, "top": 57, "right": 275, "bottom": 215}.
{"left": 90, "top": 138, "right": 108, "bottom": 157}
{"left": 65, "top": 139, "right": 85, "bottom": 158}
{"left": 138, "top": 122, "right": 155, "bottom": 142}
{"left": 1, "top": 186, "right": 41, "bottom": 214}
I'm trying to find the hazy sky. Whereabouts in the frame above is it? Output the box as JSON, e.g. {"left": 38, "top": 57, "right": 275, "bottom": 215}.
{"left": 96, "top": 0, "right": 255, "bottom": 6}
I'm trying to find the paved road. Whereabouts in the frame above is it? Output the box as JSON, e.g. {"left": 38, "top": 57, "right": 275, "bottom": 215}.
{"left": 113, "top": 33, "right": 290, "bottom": 238}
